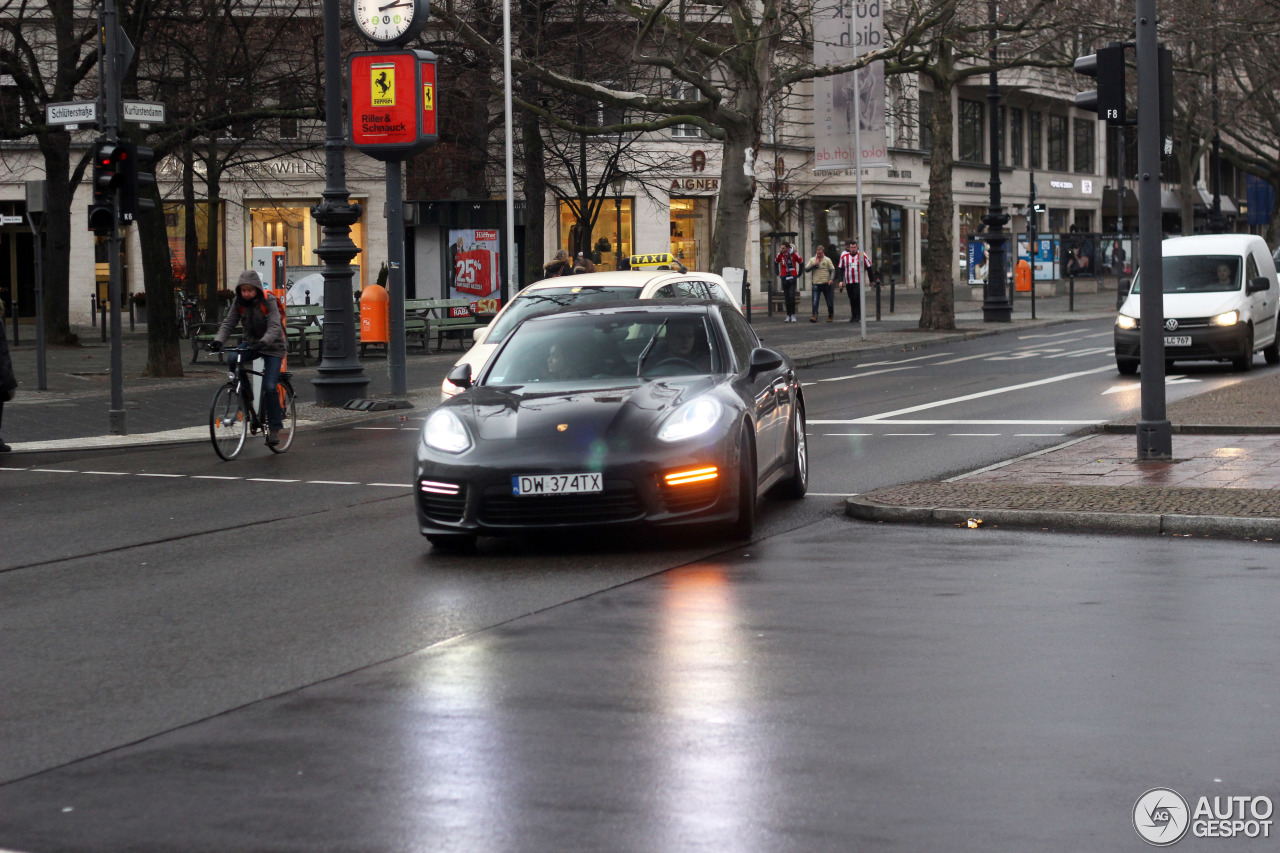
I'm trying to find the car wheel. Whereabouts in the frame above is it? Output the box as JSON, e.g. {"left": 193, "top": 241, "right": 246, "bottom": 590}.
{"left": 776, "top": 403, "right": 808, "bottom": 499}
{"left": 729, "top": 427, "right": 756, "bottom": 540}
{"left": 1264, "top": 333, "right": 1280, "bottom": 366}
{"left": 1116, "top": 357, "right": 1139, "bottom": 375}
{"left": 426, "top": 534, "right": 477, "bottom": 551}
{"left": 1232, "top": 324, "right": 1255, "bottom": 372}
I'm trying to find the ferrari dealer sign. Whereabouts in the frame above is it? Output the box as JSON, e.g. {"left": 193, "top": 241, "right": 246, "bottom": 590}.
{"left": 348, "top": 50, "right": 439, "bottom": 160}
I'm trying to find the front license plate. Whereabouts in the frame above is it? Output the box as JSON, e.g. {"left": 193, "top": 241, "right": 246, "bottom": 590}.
{"left": 512, "top": 473, "right": 603, "bottom": 496}
{"left": 1165, "top": 335, "right": 1192, "bottom": 347}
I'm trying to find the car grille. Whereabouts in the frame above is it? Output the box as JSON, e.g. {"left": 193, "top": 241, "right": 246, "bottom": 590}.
{"left": 659, "top": 477, "right": 720, "bottom": 514}
{"left": 1126, "top": 317, "right": 1214, "bottom": 331}
{"left": 479, "top": 482, "right": 643, "bottom": 526}
{"left": 418, "top": 481, "right": 468, "bottom": 523}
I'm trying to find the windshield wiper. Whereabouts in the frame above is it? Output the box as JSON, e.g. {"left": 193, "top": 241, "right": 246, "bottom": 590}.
{"left": 635, "top": 319, "right": 669, "bottom": 377}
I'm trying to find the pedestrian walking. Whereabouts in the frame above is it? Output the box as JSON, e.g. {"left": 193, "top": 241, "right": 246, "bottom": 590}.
{"left": 0, "top": 309, "right": 15, "bottom": 452}
{"left": 774, "top": 242, "right": 803, "bottom": 322}
{"left": 806, "top": 245, "right": 836, "bottom": 322}
{"left": 543, "top": 250, "right": 573, "bottom": 278}
{"left": 837, "top": 239, "right": 872, "bottom": 322}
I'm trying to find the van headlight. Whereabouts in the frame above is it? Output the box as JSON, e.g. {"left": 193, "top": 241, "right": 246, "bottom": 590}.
{"left": 1210, "top": 310, "right": 1239, "bottom": 327}
{"left": 1116, "top": 314, "right": 1137, "bottom": 331}
{"left": 657, "top": 397, "right": 723, "bottom": 443}
{"left": 423, "top": 409, "right": 472, "bottom": 454}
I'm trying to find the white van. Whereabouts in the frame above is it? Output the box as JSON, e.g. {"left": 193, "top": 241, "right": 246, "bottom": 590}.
{"left": 1113, "top": 234, "right": 1279, "bottom": 374}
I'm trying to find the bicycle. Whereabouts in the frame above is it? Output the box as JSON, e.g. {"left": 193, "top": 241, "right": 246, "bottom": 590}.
{"left": 207, "top": 344, "right": 298, "bottom": 460}
{"left": 176, "top": 290, "right": 203, "bottom": 339}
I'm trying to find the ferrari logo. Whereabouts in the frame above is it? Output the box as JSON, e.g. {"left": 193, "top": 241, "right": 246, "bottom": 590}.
{"left": 371, "top": 63, "right": 396, "bottom": 107}
{"left": 422, "top": 83, "right": 434, "bottom": 111}
{"left": 557, "top": 424, "right": 568, "bottom": 432}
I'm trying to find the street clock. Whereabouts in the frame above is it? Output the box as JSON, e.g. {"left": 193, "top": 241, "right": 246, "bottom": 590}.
{"left": 352, "top": 0, "right": 429, "bottom": 46}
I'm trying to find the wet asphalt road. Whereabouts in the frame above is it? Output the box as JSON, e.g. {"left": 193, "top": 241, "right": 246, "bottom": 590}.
{"left": 2, "top": 523, "right": 1278, "bottom": 852}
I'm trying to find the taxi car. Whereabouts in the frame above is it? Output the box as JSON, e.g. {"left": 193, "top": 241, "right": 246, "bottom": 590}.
{"left": 417, "top": 302, "right": 806, "bottom": 548}
{"left": 440, "top": 260, "right": 742, "bottom": 398}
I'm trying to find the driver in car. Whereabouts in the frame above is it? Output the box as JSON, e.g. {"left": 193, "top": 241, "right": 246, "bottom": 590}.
{"left": 659, "top": 322, "right": 711, "bottom": 372}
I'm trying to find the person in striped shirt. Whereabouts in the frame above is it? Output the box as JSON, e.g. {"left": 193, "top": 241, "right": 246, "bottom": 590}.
{"left": 837, "top": 239, "right": 872, "bottom": 323}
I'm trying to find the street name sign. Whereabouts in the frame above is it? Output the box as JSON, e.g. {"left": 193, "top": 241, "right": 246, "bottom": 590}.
{"left": 123, "top": 101, "right": 165, "bottom": 125}
{"left": 46, "top": 101, "right": 97, "bottom": 128}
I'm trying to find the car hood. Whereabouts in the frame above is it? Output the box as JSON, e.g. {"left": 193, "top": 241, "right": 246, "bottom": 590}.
{"left": 449, "top": 377, "right": 719, "bottom": 442}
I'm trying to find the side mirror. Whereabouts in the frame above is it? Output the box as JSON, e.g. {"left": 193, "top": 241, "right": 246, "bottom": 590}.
{"left": 472, "top": 326, "right": 488, "bottom": 343}
{"left": 748, "top": 347, "right": 784, "bottom": 376}
{"left": 1248, "top": 276, "right": 1271, "bottom": 294}
{"left": 446, "top": 363, "right": 473, "bottom": 389}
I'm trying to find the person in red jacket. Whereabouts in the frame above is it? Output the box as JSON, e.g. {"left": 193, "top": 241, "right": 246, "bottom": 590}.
{"left": 837, "top": 239, "right": 872, "bottom": 323}
{"left": 774, "top": 241, "right": 803, "bottom": 322}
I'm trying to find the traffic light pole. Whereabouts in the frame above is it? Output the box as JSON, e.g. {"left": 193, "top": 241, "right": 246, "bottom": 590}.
{"left": 101, "top": 0, "right": 127, "bottom": 435}
{"left": 1135, "top": 0, "right": 1171, "bottom": 459}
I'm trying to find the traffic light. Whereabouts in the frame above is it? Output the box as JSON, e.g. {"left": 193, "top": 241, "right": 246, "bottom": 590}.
{"left": 116, "top": 140, "right": 157, "bottom": 223}
{"left": 87, "top": 137, "right": 119, "bottom": 236}
{"left": 1074, "top": 43, "right": 1127, "bottom": 126}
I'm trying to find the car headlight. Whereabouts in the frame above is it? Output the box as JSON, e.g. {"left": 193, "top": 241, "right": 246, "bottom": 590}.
{"left": 1210, "top": 310, "right": 1240, "bottom": 327}
{"left": 423, "top": 409, "right": 472, "bottom": 454}
{"left": 1115, "top": 314, "right": 1137, "bottom": 330}
{"left": 657, "top": 397, "right": 723, "bottom": 443}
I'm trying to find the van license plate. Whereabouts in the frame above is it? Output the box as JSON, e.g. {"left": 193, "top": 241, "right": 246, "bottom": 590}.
{"left": 512, "top": 473, "right": 603, "bottom": 496}
{"left": 1164, "top": 335, "right": 1191, "bottom": 347}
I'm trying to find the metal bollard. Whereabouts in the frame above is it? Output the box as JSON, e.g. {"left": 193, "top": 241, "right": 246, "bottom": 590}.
{"left": 91, "top": 294, "right": 98, "bottom": 327}
{"left": 889, "top": 277, "right": 896, "bottom": 313}
{"left": 874, "top": 281, "right": 882, "bottom": 321}
{"left": 100, "top": 300, "right": 107, "bottom": 342}
{"left": 1068, "top": 274, "right": 1075, "bottom": 312}
{"left": 128, "top": 298, "right": 135, "bottom": 331}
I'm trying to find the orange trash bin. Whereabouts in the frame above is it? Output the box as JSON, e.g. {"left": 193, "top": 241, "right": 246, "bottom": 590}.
{"left": 360, "top": 284, "right": 389, "bottom": 344}
{"left": 1015, "top": 258, "right": 1032, "bottom": 293}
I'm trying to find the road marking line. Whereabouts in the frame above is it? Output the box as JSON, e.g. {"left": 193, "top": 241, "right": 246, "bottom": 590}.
{"left": 1018, "top": 329, "right": 1089, "bottom": 340}
{"left": 807, "top": 492, "right": 859, "bottom": 497}
{"left": 1015, "top": 433, "right": 1065, "bottom": 437}
{"left": 817, "top": 365, "right": 921, "bottom": 383}
{"left": 368, "top": 483, "right": 414, "bottom": 488}
{"left": 933, "top": 351, "right": 1008, "bottom": 365}
{"left": 81, "top": 471, "right": 130, "bottom": 475}
{"left": 1043, "top": 347, "right": 1113, "bottom": 359}
{"left": 249, "top": 478, "right": 300, "bottom": 483}
{"left": 822, "top": 432, "right": 872, "bottom": 436}
{"left": 354, "top": 427, "right": 400, "bottom": 430}
{"left": 885, "top": 432, "right": 934, "bottom": 436}
{"left": 811, "top": 419, "right": 1105, "bottom": 425}
{"left": 306, "top": 480, "right": 359, "bottom": 485}
{"left": 0, "top": 467, "right": 29, "bottom": 472}
{"left": 137, "top": 473, "right": 185, "bottom": 478}
{"left": 811, "top": 364, "right": 1117, "bottom": 423}
{"left": 949, "top": 433, "right": 1002, "bottom": 436}
{"left": 30, "top": 468, "right": 77, "bottom": 473}
{"left": 857, "top": 352, "right": 953, "bottom": 367}
{"left": 192, "top": 475, "right": 242, "bottom": 480}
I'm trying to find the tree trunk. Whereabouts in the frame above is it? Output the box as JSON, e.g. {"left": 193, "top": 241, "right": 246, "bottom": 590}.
{"left": 710, "top": 119, "right": 757, "bottom": 273}
{"left": 38, "top": 136, "right": 78, "bottom": 345}
{"left": 521, "top": 95, "right": 546, "bottom": 283}
{"left": 920, "top": 69, "right": 957, "bottom": 331}
{"left": 138, "top": 187, "right": 184, "bottom": 377}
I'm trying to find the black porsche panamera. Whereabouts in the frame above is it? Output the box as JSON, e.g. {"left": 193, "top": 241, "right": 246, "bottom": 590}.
{"left": 414, "top": 302, "right": 808, "bottom": 548}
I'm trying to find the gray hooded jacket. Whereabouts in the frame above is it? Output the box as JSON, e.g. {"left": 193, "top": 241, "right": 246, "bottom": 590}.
{"left": 215, "top": 270, "right": 287, "bottom": 358}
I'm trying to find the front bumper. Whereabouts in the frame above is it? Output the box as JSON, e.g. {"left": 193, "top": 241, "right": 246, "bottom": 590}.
{"left": 1114, "top": 323, "right": 1247, "bottom": 362}
{"left": 414, "top": 432, "right": 740, "bottom": 537}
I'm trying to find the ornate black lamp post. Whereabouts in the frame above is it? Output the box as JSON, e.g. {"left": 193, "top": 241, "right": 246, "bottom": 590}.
{"left": 311, "top": 0, "right": 370, "bottom": 405}
{"left": 981, "top": 0, "right": 1012, "bottom": 322}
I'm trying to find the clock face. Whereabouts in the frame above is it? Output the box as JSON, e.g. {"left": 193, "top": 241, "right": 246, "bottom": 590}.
{"left": 353, "top": 0, "right": 427, "bottom": 45}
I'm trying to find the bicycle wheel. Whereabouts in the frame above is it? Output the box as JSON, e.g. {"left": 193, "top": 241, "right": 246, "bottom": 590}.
{"left": 268, "top": 380, "right": 297, "bottom": 454}
{"left": 209, "top": 384, "right": 247, "bottom": 460}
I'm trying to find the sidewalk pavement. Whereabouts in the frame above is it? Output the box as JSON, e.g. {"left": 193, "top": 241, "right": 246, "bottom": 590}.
{"left": 5, "top": 282, "right": 1279, "bottom": 538}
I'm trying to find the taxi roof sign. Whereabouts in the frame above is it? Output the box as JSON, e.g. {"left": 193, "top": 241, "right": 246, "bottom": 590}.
{"left": 628, "top": 252, "right": 687, "bottom": 272}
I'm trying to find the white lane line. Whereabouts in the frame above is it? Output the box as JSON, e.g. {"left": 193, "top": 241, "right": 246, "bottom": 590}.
{"left": 369, "top": 483, "right": 414, "bottom": 488}
{"left": 946, "top": 435, "right": 1098, "bottom": 481}
{"left": 810, "top": 365, "right": 1116, "bottom": 424}
{"left": 30, "top": 468, "right": 78, "bottom": 473}
{"left": 885, "top": 433, "right": 934, "bottom": 436}
{"left": 1082, "top": 331, "right": 1114, "bottom": 339}
{"left": 81, "top": 471, "right": 129, "bottom": 476}
{"left": 354, "top": 427, "right": 400, "bottom": 430}
{"left": 949, "top": 433, "right": 1002, "bottom": 437}
{"left": 822, "top": 432, "right": 872, "bottom": 436}
{"left": 1015, "top": 433, "right": 1065, "bottom": 437}
{"left": 249, "top": 478, "right": 300, "bottom": 483}
{"left": 1018, "top": 329, "right": 1089, "bottom": 340}
{"left": 192, "top": 475, "right": 242, "bottom": 480}
{"left": 812, "top": 419, "right": 1105, "bottom": 426}
{"left": 306, "top": 480, "right": 360, "bottom": 485}
{"left": 808, "top": 492, "right": 859, "bottom": 497}
{"left": 137, "top": 473, "right": 185, "bottom": 478}
{"left": 816, "top": 365, "right": 921, "bottom": 384}
{"left": 934, "top": 351, "right": 1008, "bottom": 365}
{"left": 1044, "top": 346, "right": 1114, "bottom": 359}
{"left": 856, "top": 352, "right": 953, "bottom": 367}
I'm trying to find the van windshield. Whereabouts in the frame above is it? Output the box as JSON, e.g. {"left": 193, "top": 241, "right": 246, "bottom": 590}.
{"left": 1129, "top": 255, "right": 1240, "bottom": 295}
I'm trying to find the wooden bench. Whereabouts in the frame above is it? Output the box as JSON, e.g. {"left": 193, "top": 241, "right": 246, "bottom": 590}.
{"left": 403, "top": 298, "right": 488, "bottom": 351}
{"left": 190, "top": 317, "right": 225, "bottom": 364}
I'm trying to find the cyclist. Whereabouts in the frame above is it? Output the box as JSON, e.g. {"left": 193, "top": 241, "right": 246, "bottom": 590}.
{"left": 209, "top": 270, "right": 286, "bottom": 445}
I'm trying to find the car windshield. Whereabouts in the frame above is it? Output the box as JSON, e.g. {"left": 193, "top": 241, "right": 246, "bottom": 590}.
{"left": 1130, "top": 255, "right": 1240, "bottom": 294}
{"left": 484, "top": 312, "right": 720, "bottom": 386}
{"left": 484, "top": 286, "right": 644, "bottom": 344}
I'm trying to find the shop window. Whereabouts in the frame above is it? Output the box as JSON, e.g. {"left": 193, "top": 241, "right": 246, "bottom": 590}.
{"left": 671, "top": 84, "right": 702, "bottom": 139}
{"left": 1047, "top": 114, "right": 1068, "bottom": 172}
{"left": 558, "top": 199, "right": 632, "bottom": 269}
{"left": 1009, "top": 107, "right": 1023, "bottom": 167}
{"left": 670, "top": 197, "right": 710, "bottom": 270}
{"left": 958, "top": 100, "right": 984, "bottom": 163}
{"left": 164, "top": 202, "right": 223, "bottom": 297}
{"left": 248, "top": 201, "right": 367, "bottom": 288}
{"left": 1028, "top": 110, "right": 1042, "bottom": 169}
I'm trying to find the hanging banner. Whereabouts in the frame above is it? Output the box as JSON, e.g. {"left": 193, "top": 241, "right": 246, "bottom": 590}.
{"left": 814, "top": 0, "right": 889, "bottom": 171}
{"left": 448, "top": 229, "right": 503, "bottom": 314}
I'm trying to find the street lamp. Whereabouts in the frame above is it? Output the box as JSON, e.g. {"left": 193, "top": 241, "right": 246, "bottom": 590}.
{"left": 981, "top": 0, "right": 1011, "bottom": 322}
{"left": 611, "top": 172, "right": 626, "bottom": 268}
{"left": 1208, "top": 0, "right": 1226, "bottom": 233}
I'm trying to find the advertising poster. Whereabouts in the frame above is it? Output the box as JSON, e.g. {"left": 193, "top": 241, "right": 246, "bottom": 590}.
{"left": 813, "top": 0, "right": 888, "bottom": 171}
{"left": 967, "top": 238, "right": 987, "bottom": 284}
{"left": 1016, "top": 238, "right": 1058, "bottom": 281}
{"left": 1099, "top": 235, "right": 1135, "bottom": 276}
{"left": 1059, "top": 233, "right": 1098, "bottom": 279}
{"left": 447, "top": 228, "right": 502, "bottom": 314}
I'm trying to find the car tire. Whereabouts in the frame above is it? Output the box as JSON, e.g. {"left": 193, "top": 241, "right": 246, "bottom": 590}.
{"left": 775, "top": 403, "right": 808, "bottom": 499}
{"left": 426, "top": 534, "right": 477, "bottom": 551}
{"left": 1264, "top": 333, "right": 1280, "bottom": 366}
{"left": 1232, "top": 324, "right": 1255, "bottom": 372}
{"left": 729, "top": 427, "right": 756, "bottom": 540}
{"left": 1116, "top": 357, "right": 1139, "bottom": 376}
